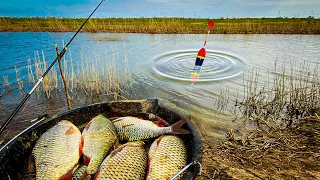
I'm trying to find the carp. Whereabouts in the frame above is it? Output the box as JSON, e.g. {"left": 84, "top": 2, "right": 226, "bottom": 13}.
{"left": 82, "top": 114, "right": 118, "bottom": 175}
{"left": 94, "top": 141, "right": 147, "bottom": 180}
{"left": 113, "top": 117, "right": 189, "bottom": 141}
{"left": 147, "top": 135, "right": 187, "bottom": 180}
{"left": 29, "top": 120, "right": 82, "bottom": 180}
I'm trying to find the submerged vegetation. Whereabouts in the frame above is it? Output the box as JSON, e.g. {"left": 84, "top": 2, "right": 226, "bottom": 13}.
{"left": 0, "top": 17, "right": 319, "bottom": 34}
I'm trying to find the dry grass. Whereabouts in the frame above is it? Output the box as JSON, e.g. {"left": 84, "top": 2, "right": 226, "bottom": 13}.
{"left": 25, "top": 47, "right": 134, "bottom": 104}
{"left": 197, "top": 116, "right": 320, "bottom": 180}
{"left": 0, "top": 17, "right": 319, "bottom": 34}
{"left": 2, "top": 75, "right": 11, "bottom": 93}
{"left": 212, "top": 60, "right": 320, "bottom": 130}
{"left": 203, "top": 59, "right": 320, "bottom": 179}
{"left": 89, "top": 35, "right": 127, "bottom": 42}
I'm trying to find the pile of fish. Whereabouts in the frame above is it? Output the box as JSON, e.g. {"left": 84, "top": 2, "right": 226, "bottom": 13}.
{"left": 28, "top": 114, "right": 190, "bottom": 180}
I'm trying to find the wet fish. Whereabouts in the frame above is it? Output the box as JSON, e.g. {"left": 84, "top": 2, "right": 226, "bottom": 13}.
{"left": 82, "top": 114, "right": 118, "bottom": 175}
{"left": 113, "top": 117, "right": 189, "bottom": 141}
{"left": 29, "top": 120, "right": 82, "bottom": 180}
{"left": 94, "top": 141, "right": 147, "bottom": 180}
{"left": 147, "top": 135, "right": 187, "bottom": 180}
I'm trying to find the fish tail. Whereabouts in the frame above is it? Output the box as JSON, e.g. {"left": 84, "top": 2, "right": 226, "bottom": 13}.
{"left": 170, "top": 118, "right": 190, "bottom": 134}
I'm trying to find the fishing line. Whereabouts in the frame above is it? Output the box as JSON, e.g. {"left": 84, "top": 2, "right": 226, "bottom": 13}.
{"left": 0, "top": 0, "right": 105, "bottom": 135}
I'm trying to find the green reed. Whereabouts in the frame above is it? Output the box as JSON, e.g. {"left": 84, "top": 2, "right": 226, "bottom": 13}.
{"left": 0, "top": 17, "right": 319, "bottom": 34}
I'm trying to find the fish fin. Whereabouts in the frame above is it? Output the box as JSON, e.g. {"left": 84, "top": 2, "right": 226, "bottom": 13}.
{"left": 153, "top": 120, "right": 165, "bottom": 127}
{"left": 113, "top": 136, "right": 119, "bottom": 150}
{"left": 93, "top": 168, "right": 100, "bottom": 180}
{"left": 147, "top": 156, "right": 151, "bottom": 175}
{"left": 156, "top": 136, "right": 164, "bottom": 146}
{"left": 170, "top": 118, "right": 190, "bottom": 134}
{"left": 28, "top": 153, "right": 35, "bottom": 173}
{"left": 109, "top": 145, "right": 125, "bottom": 158}
{"left": 112, "top": 117, "right": 124, "bottom": 123}
{"left": 79, "top": 136, "right": 84, "bottom": 156}
{"left": 59, "top": 168, "right": 73, "bottom": 180}
{"left": 84, "top": 121, "right": 93, "bottom": 131}
{"left": 65, "top": 126, "right": 76, "bottom": 135}
{"left": 84, "top": 174, "right": 91, "bottom": 180}
{"left": 79, "top": 170, "right": 89, "bottom": 180}
{"left": 83, "top": 155, "right": 91, "bottom": 166}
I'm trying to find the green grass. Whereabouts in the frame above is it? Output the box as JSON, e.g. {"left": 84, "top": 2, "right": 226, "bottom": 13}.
{"left": 0, "top": 17, "right": 319, "bottom": 34}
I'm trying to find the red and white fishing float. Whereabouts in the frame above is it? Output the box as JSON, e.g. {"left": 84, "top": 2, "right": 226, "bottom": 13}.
{"left": 191, "top": 20, "right": 214, "bottom": 85}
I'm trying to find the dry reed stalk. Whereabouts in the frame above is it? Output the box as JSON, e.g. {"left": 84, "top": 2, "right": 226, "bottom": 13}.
{"left": 56, "top": 44, "right": 71, "bottom": 110}
{"left": 236, "top": 60, "right": 320, "bottom": 130}
{"left": 27, "top": 58, "right": 35, "bottom": 85}
{"left": 15, "top": 66, "right": 25, "bottom": 95}
{"left": 2, "top": 76, "right": 11, "bottom": 93}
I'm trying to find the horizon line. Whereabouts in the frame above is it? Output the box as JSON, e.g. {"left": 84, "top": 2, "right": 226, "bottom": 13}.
{"left": 1, "top": 16, "right": 319, "bottom": 19}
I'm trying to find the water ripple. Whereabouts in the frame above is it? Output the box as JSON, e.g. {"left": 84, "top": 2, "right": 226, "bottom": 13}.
{"left": 152, "top": 49, "right": 246, "bottom": 82}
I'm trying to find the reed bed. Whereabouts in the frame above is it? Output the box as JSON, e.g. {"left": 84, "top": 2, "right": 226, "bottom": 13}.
{"left": 234, "top": 60, "right": 320, "bottom": 130}
{"left": 3, "top": 47, "right": 134, "bottom": 107}
{"left": 0, "top": 17, "right": 319, "bottom": 34}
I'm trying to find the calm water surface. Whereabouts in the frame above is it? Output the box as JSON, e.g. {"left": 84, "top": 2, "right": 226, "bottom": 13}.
{"left": 0, "top": 32, "right": 319, "bottom": 142}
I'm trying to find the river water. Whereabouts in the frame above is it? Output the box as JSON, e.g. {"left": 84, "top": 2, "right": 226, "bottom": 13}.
{"left": 0, "top": 32, "right": 320, "bottom": 142}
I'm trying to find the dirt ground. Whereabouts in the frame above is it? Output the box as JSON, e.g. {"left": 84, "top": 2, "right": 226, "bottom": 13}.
{"left": 196, "top": 117, "right": 320, "bottom": 180}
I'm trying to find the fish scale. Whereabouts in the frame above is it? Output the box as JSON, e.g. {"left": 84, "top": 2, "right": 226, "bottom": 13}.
{"left": 147, "top": 135, "right": 187, "bottom": 180}
{"left": 94, "top": 141, "right": 147, "bottom": 180}
{"left": 30, "top": 120, "right": 82, "bottom": 180}
{"left": 71, "top": 165, "right": 87, "bottom": 180}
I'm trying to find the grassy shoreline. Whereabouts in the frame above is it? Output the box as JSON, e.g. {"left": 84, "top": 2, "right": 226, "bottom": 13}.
{"left": 0, "top": 17, "right": 319, "bottom": 34}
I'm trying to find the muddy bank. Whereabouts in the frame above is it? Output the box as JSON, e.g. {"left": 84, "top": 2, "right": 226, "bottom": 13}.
{"left": 197, "top": 117, "right": 320, "bottom": 179}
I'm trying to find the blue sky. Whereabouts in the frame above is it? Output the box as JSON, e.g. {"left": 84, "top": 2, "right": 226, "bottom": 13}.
{"left": 0, "top": 0, "right": 319, "bottom": 18}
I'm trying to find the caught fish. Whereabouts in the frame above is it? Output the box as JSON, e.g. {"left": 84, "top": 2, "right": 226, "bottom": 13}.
{"left": 94, "top": 141, "right": 147, "bottom": 180}
{"left": 82, "top": 114, "right": 118, "bottom": 175}
{"left": 71, "top": 165, "right": 87, "bottom": 180}
{"left": 147, "top": 135, "right": 187, "bottom": 180}
{"left": 113, "top": 117, "right": 189, "bottom": 141}
{"left": 29, "top": 120, "right": 82, "bottom": 180}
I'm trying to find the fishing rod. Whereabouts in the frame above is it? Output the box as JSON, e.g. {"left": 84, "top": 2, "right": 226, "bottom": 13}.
{"left": 0, "top": 0, "right": 105, "bottom": 135}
